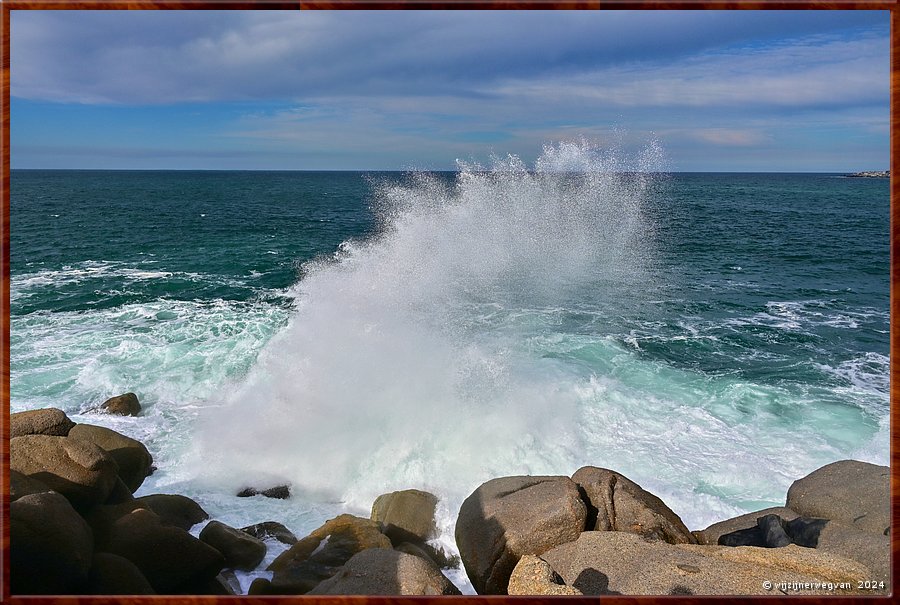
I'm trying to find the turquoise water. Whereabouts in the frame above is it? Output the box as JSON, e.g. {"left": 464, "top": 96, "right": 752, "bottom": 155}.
{"left": 9, "top": 146, "right": 889, "bottom": 589}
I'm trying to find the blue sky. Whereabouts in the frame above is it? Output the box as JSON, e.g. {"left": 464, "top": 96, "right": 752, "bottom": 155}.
{"left": 10, "top": 10, "right": 890, "bottom": 171}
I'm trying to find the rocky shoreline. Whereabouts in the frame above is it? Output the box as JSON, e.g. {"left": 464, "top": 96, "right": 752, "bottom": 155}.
{"left": 11, "top": 400, "right": 891, "bottom": 595}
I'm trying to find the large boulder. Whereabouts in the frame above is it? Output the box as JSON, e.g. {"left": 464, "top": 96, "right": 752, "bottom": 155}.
{"left": 455, "top": 475, "right": 587, "bottom": 594}
{"left": 199, "top": 520, "right": 267, "bottom": 570}
{"left": 10, "top": 470, "right": 52, "bottom": 502}
{"left": 813, "top": 522, "right": 890, "bottom": 585}
{"left": 11, "top": 407, "right": 75, "bottom": 438}
{"left": 371, "top": 489, "right": 439, "bottom": 541}
{"left": 97, "top": 507, "right": 225, "bottom": 593}
{"left": 508, "top": 555, "right": 583, "bottom": 595}
{"left": 86, "top": 494, "right": 209, "bottom": 546}
{"left": 100, "top": 392, "right": 141, "bottom": 416}
{"left": 695, "top": 507, "right": 799, "bottom": 545}
{"left": 241, "top": 521, "right": 298, "bottom": 545}
{"left": 11, "top": 435, "right": 119, "bottom": 509}
{"left": 11, "top": 491, "right": 94, "bottom": 595}
{"left": 87, "top": 552, "right": 156, "bottom": 595}
{"left": 68, "top": 424, "right": 153, "bottom": 493}
{"left": 542, "top": 531, "right": 875, "bottom": 595}
{"left": 267, "top": 514, "right": 392, "bottom": 594}
{"left": 307, "top": 549, "right": 460, "bottom": 595}
{"left": 133, "top": 494, "right": 209, "bottom": 530}
{"left": 786, "top": 460, "right": 889, "bottom": 535}
{"left": 572, "top": 466, "right": 695, "bottom": 544}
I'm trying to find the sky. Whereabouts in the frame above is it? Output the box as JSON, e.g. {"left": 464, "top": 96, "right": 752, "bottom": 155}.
{"left": 10, "top": 10, "right": 891, "bottom": 172}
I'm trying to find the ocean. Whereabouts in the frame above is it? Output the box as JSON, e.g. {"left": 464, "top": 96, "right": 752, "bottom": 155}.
{"left": 8, "top": 143, "right": 890, "bottom": 592}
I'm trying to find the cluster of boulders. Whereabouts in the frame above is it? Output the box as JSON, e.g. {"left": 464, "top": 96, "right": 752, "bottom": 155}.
{"left": 454, "top": 463, "right": 890, "bottom": 595}
{"left": 11, "top": 402, "right": 891, "bottom": 596}
{"left": 10, "top": 403, "right": 460, "bottom": 596}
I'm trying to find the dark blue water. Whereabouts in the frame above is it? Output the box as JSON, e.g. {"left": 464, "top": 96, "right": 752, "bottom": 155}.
{"left": 8, "top": 164, "right": 890, "bottom": 555}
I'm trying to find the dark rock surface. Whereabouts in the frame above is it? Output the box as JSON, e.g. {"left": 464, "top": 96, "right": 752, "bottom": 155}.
{"left": 11, "top": 491, "right": 94, "bottom": 595}
{"left": 237, "top": 484, "right": 291, "bottom": 499}
{"left": 87, "top": 552, "right": 156, "bottom": 595}
{"left": 200, "top": 520, "right": 267, "bottom": 571}
{"left": 98, "top": 507, "right": 225, "bottom": 593}
{"left": 241, "top": 521, "right": 298, "bottom": 545}
{"left": 10, "top": 470, "right": 52, "bottom": 502}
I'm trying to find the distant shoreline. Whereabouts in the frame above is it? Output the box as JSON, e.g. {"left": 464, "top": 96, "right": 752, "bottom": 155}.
{"left": 846, "top": 170, "right": 889, "bottom": 178}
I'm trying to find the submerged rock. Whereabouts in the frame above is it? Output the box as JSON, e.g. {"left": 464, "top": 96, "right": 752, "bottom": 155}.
{"left": 100, "top": 392, "right": 142, "bottom": 416}
{"left": 786, "top": 460, "right": 889, "bottom": 535}
{"left": 237, "top": 484, "right": 291, "bottom": 499}
{"left": 572, "top": 466, "right": 695, "bottom": 544}
{"left": 11, "top": 408, "right": 75, "bottom": 438}
{"left": 241, "top": 521, "right": 298, "bottom": 545}
{"left": 307, "top": 548, "right": 460, "bottom": 595}
{"left": 456, "top": 475, "right": 587, "bottom": 594}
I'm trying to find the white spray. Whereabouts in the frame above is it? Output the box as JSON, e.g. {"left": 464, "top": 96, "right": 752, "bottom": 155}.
{"left": 194, "top": 138, "right": 663, "bottom": 514}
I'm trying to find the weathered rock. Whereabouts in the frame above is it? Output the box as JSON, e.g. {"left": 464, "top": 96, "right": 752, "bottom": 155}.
{"left": 814, "top": 521, "right": 891, "bottom": 584}
{"left": 68, "top": 424, "right": 153, "bottom": 493}
{"left": 241, "top": 521, "right": 298, "bottom": 545}
{"left": 379, "top": 522, "right": 458, "bottom": 568}
{"left": 11, "top": 434, "right": 119, "bottom": 509}
{"left": 542, "top": 531, "right": 875, "bottom": 595}
{"left": 200, "top": 520, "right": 267, "bottom": 570}
{"left": 267, "top": 514, "right": 392, "bottom": 594}
{"left": 308, "top": 548, "right": 460, "bottom": 595}
{"left": 11, "top": 407, "right": 75, "bottom": 438}
{"left": 456, "top": 475, "right": 587, "bottom": 594}
{"left": 99, "top": 507, "right": 225, "bottom": 593}
{"left": 508, "top": 555, "right": 583, "bottom": 595}
{"left": 237, "top": 484, "right": 291, "bottom": 499}
{"left": 100, "top": 392, "right": 141, "bottom": 416}
{"left": 786, "top": 460, "right": 889, "bottom": 535}
{"left": 87, "top": 552, "right": 156, "bottom": 595}
{"left": 10, "top": 470, "right": 52, "bottom": 501}
{"left": 87, "top": 494, "right": 210, "bottom": 547}
{"left": 371, "top": 489, "right": 439, "bottom": 541}
{"left": 11, "top": 491, "right": 94, "bottom": 595}
{"left": 572, "top": 466, "right": 695, "bottom": 544}
{"left": 695, "top": 507, "right": 799, "bottom": 546}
